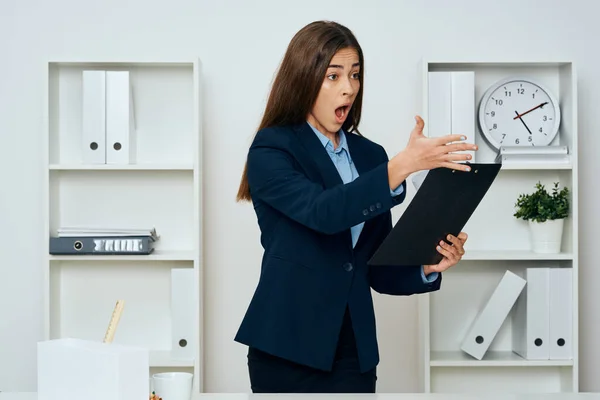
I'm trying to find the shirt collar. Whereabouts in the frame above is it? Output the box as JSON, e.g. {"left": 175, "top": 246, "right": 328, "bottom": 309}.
{"left": 306, "top": 121, "right": 351, "bottom": 159}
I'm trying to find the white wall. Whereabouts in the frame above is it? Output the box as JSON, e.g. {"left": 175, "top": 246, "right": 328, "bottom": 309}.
{"left": 1, "top": 0, "right": 599, "bottom": 393}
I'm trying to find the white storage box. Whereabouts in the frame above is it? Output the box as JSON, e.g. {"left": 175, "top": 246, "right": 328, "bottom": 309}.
{"left": 38, "top": 338, "right": 149, "bottom": 400}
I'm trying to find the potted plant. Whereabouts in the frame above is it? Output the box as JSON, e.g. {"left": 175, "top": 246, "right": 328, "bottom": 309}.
{"left": 513, "top": 181, "right": 569, "bottom": 253}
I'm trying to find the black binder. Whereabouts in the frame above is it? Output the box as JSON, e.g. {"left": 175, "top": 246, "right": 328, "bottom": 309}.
{"left": 368, "top": 163, "right": 502, "bottom": 267}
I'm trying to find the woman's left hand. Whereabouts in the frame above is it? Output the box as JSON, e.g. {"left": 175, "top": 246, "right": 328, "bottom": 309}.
{"left": 424, "top": 232, "right": 468, "bottom": 274}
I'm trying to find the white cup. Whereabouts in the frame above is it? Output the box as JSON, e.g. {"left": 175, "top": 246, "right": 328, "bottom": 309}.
{"left": 152, "top": 372, "right": 193, "bottom": 400}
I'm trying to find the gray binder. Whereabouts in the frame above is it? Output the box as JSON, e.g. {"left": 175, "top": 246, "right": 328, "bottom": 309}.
{"left": 49, "top": 236, "right": 155, "bottom": 255}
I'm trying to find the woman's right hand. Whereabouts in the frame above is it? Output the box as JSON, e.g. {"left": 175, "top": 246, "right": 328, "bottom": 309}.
{"left": 387, "top": 116, "right": 478, "bottom": 189}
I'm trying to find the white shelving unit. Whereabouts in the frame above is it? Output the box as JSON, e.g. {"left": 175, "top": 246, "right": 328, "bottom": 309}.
{"left": 41, "top": 59, "right": 203, "bottom": 392}
{"left": 417, "top": 59, "right": 578, "bottom": 394}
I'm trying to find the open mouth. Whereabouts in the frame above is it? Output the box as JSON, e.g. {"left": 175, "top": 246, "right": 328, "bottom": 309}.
{"left": 335, "top": 104, "right": 350, "bottom": 123}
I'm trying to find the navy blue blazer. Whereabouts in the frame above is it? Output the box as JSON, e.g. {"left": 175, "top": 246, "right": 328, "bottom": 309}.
{"left": 234, "top": 121, "right": 442, "bottom": 373}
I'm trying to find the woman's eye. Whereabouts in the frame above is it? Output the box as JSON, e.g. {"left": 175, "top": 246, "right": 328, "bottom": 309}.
{"left": 327, "top": 74, "right": 338, "bottom": 80}
{"left": 352, "top": 72, "right": 360, "bottom": 79}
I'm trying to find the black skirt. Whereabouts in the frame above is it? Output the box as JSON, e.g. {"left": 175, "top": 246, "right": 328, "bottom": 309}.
{"left": 246, "top": 306, "right": 377, "bottom": 393}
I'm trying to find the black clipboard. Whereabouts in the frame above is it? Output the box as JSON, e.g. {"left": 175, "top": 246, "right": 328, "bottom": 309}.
{"left": 367, "top": 163, "right": 501, "bottom": 267}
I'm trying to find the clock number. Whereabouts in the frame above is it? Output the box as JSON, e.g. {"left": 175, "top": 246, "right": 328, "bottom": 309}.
{"left": 528, "top": 136, "right": 532, "bottom": 142}
{"left": 505, "top": 91, "right": 511, "bottom": 97}
{"left": 493, "top": 123, "right": 497, "bottom": 129}
{"left": 517, "top": 88, "right": 524, "bottom": 94}
{"left": 539, "top": 127, "right": 543, "bottom": 133}
{"left": 491, "top": 111, "right": 495, "bottom": 117}
{"left": 543, "top": 115, "right": 547, "bottom": 121}
{"left": 515, "top": 138, "right": 520, "bottom": 144}
{"left": 502, "top": 134, "right": 506, "bottom": 139}
{"left": 495, "top": 99, "right": 503, "bottom": 106}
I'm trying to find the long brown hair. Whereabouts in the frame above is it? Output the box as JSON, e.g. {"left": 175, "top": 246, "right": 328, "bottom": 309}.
{"left": 236, "top": 20, "right": 365, "bottom": 202}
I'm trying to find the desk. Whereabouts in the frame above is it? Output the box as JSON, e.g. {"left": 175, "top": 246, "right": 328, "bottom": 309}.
{"left": 1, "top": 393, "right": 600, "bottom": 400}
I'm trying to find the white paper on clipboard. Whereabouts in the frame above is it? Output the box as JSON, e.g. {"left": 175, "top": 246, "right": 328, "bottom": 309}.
{"left": 411, "top": 170, "right": 429, "bottom": 190}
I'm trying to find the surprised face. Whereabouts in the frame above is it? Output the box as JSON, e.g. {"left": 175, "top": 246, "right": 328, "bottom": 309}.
{"left": 307, "top": 47, "right": 361, "bottom": 143}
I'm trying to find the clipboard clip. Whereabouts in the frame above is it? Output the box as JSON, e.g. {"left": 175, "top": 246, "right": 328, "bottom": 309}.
{"left": 452, "top": 161, "right": 476, "bottom": 173}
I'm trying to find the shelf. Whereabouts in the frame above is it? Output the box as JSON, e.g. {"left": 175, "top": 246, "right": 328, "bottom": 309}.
{"left": 47, "top": 260, "right": 197, "bottom": 358}
{"left": 419, "top": 59, "right": 578, "bottom": 394}
{"left": 47, "top": 59, "right": 196, "bottom": 67}
{"left": 49, "top": 250, "right": 195, "bottom": 261}
{"left": 430, "top": 351, "right": 573, "bottom": 367}
{"left": 49, "top": 164, "right": 194, "bottom": 171}
{"left": 462, "top": 251, "right": 573, "bottom": 261}
{"left": 456, "top": 169, "right": 575, "bottom": 255}
{"left": 500, "top": 162, "right": 572, "bottom": 170}
{"left": 423, "top": 60, "right": 576, "bottom": 165}
{"left": 150, "top": 351, "right": 194, "bottom": 367}
{"left": 43, "top": 58, "right": 204, "bottom": 392}
{"left": 47, "top": 61, "right": 198, "bottom": 165}
{"left": 423, "top": 59, "right": 574, "bottom": 67}
{"left": 48, "top": 170, "right": 195, "bottom": 251}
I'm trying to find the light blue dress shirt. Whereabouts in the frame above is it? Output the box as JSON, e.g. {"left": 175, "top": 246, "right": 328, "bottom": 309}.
{"left": 307, "top": 122, "right": 438, "bottom": 283}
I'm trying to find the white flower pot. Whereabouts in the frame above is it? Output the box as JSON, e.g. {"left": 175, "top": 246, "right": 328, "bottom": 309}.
{"left": 528, "top": 218, "right": 564, "bottom": 253}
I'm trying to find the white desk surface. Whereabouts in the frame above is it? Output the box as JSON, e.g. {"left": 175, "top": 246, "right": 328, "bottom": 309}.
{"left": 1, "top": 393, "right": 600, "bottom": 400}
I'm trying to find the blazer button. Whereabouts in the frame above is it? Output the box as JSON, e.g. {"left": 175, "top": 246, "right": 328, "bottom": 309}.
{"left": 362, "top": 209, "right": 368, "bottom": 215}
{"left": 376, "top": 202, "right": 381, "bottom": 209}
{"left": 369, "top": 205, "right": 375, "bottom": 211}
{"left": 343, "top": 262, "right": 353, "bottom": 272}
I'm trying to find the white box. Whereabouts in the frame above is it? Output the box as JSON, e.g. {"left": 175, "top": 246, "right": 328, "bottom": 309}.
{"left": 106, "top": 71, "right": 136, "bottom": 164}
{"left": 460, "top": 270, "right": 526, "bottom": 360}
{"left": 82, "top": 70, "right": 106, "bottom": 164}
{"left": 512, "top": 267, "right": 550, "bottom": 360}
{"left": 38, "top": 338, "right": 149, "bottom": 400}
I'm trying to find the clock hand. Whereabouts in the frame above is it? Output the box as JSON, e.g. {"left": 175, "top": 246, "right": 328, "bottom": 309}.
{"left": 515, "top": 111, "right": 532, "bottom": 135}
{"left": 513, "top": 102, "right": 548, "bottom": 119}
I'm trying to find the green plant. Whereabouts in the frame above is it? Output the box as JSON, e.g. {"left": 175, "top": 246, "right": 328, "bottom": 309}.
{"left": 514, "top": 181, "right": 569, "bottom": 222}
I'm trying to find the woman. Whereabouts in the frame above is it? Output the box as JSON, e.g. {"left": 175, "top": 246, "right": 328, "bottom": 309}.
{"left": 234, "top": 20, "right": 477, "bottom": 393}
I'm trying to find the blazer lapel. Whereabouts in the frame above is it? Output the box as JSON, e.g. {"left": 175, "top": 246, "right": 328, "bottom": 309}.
{"left": 292, "top": 122, "right": 354, "bottom": 248}
{"left": 344, "top": 132, "right": 371, "bottom": 177}
{"left": 292, "top": 123, "right": 386, "bottom": 250}
{"left": 292, "top": 122, "right": 344, "bottom": 189}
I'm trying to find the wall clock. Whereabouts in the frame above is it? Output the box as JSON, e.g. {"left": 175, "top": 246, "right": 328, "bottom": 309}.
{"left": 478, "top": 77, "right": 561, "bottom": 151}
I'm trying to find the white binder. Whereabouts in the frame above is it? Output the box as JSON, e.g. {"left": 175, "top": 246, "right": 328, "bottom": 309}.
{"left": 549, "top": 267, "right": 573, "bottom": 359}
{"left": 411, "top": 170, "right": 429, "bottom": 190}
{"left": 427, "top": 71, "right": 451, "bottom": 138}
{"left": 451, "top": 71, "right": 476, "bottom": 162}
{"left": 82, "top": 70, "right": 106, "bottom": 164}
{"left": 460, "top": 270, "right": 526, "bottom": 360}
{"left": 106, "top": 71, "right": 136, "bottom": 164}
{"left": 512, "top": 267, "right": 550, "bottom": 359}
{"left": 427, "top": 71, "right": 476, "bottom": 162}
{"left": 171, "top": 268, "right": 195, "bottom": 360}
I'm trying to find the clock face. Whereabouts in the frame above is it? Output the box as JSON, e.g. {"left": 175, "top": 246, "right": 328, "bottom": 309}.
{"left": 478, "top": 78, "right": 560, "bottom": 150}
